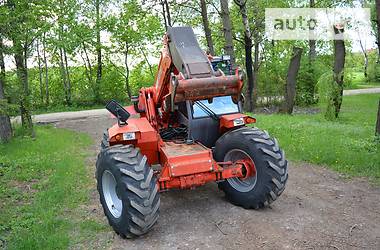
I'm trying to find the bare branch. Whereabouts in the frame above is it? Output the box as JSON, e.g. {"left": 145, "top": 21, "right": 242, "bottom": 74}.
{"left": 233, "top": 34, "right": 245, "bottom": 45}
{"left": 208, "top": 0, "right": 222, "bottom": 16}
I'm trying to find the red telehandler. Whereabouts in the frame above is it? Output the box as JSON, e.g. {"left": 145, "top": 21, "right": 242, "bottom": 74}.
{"left": 96, "top": 27, "right": 288, "bottom": 238}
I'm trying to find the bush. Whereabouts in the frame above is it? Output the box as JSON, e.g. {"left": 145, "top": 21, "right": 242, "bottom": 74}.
{"left": 366, "top": 51, "right": 380, "bottom": 82}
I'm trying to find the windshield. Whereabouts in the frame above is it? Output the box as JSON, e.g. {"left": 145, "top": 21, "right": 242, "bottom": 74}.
{"left": 192, "top": 96, "right": 239, "bottom": 118}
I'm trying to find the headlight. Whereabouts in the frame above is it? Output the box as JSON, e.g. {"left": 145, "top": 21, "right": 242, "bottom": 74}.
{"left": 233, "top": 118, "right": 245, "bottom": 126}
{"left": 123, "top": 132, "right": 136, "bottom": 140}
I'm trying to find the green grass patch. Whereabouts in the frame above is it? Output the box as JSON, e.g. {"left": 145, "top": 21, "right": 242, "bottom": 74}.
{"left": 250, "top": 94, "right": 380, "bottom": 182}
{"left": 345, "top": 71, "right": 380, "bottom": 90}
{"left": 0, "top": 126, "right": 107, "bottom": 249}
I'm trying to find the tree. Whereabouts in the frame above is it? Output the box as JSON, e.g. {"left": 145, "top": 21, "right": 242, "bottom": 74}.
{"left": 281, "top": 47, "right": 303, "bottom": 114}
{"left": 36, "top": 39, "right": 44, "bottom": 104}
{"left": 309, "top": 0, "right": 316, "bottom": 63}
{"left": 163, "top": 0, "right": 172, "bottom": 27}
{"left": 42, "top": 32, "right": 50, "bottom": 105}
{"left": 200, "top": 0, "right": 215, "bottom": 55}
{"left": 95, "top": 0, "right": 102, "bottom": 102}
{"left": 110, "top": 0, "right": 163, "bottom": 99}
{"left": 0, "top": 35, "right": 12, "bottom": 142}
{"left": 306, "top": 0, "right": 317, "bottom": 102}
{"left": 358, "top": 38, "right": 369, "bottom": 77}
{"left": 4, "top": 0, "right": 48, "bottom": 136}
{"left": 234, "top": 0, "right": 254, "bottom": 111}
{"left": 50, "top": 0, "right": 79, "bottom": 105}
{"left": 332, "top": 26, "right": 346, "bottom": 118}
{"left": 375, "top": 0, "right": 380, "bottom": 61}
{"left": 220, "top": 0, "right": 236, "bottom": 67}
{"left": 80, "top": 0, "right": 110, "bottom": 103}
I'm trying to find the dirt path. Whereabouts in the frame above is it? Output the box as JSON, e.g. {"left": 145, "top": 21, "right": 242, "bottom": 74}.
{"left": 54, "top": 115, "right": 380, "bottom": 250}
{"left": 343, "top": 87, "right": 380, "bottom": 96}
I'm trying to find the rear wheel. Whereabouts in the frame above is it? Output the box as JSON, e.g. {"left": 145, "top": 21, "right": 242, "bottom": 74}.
{"left": 214, "top": 127, "right": 288, "bottom": 209}
{"left": 96, "top": 144, "right": 160, "bottom": 238}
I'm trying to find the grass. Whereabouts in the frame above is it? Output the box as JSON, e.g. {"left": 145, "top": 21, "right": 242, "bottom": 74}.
{"left": 250, "top": 93, "right": 380, "bottom": 183}
{"left": 0, "top": 126, "right": 107, "bottom": 249}
{"left": 346, "top": 72, "right": 380, "bottom": 90}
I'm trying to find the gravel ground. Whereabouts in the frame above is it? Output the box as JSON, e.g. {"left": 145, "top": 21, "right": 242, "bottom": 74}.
{"left": 53, "top": 115, "right": 380, "bottom": 250}
{"left": 343, "top": 87, "right": 380, "bottom": 96}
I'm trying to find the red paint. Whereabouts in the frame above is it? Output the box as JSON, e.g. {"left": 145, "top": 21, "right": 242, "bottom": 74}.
{"left": 106, "top": 32, "right": 253, "bottom": 191}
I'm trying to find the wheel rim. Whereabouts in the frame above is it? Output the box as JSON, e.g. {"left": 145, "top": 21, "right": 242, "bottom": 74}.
{"left": 224, "top": 149, "right": 257, "bottom": 192}
{"left": 102, "top": 170, "right": 123, "bottom": 218}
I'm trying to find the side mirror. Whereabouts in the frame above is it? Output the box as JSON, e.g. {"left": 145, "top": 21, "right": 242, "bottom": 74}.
{"left": 106, "top": 100, "right": 130, "bottom": 125}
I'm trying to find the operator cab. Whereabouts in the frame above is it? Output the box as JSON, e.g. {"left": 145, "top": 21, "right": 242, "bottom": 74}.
{"left": 177, "top": 95, "right": 242, "bottom": 147}
{"left": 211, "top": 55, "right": 233, "bottom": 75}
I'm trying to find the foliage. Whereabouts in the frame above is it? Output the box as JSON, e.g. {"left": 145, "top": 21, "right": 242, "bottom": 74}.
{"left": 3, "top": 63, "right": 156, "bottom": 112}
{"left": 250, "top": 94, "right": 380, "bottom": 183}
{"left": 366, "top": 51, "right": 380, "bottom": 82}
{"left": 317, "top": 71, "right": 342, "bottom": 120}
{"left": 0, "top": 0, "right": 378, "bottom": 116}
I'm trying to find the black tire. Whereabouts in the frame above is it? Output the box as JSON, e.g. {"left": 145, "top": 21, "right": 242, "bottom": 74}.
{"left": 100, "top": 129, "right": 109, "bottom": 150}
{"left": 96, "top": 144, "right": 160, "bottom": 238}
{"left": 214, "top": 127, "right": 288, "bottom": 209}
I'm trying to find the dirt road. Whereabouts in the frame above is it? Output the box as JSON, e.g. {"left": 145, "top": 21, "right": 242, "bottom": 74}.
{"left": 53, "top": 115, "right": 380, "bottom": 250}
{"left": 343, "top": 87, "right": 380, "bottom": 96}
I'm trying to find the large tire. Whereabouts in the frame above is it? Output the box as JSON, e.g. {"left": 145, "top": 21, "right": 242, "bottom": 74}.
{"left": 100, "top": 129, "right": 109, "bottom": 150}
{"left": 214, "top": 127, "right": 288, "bottom": 209}
{"left": 96, "top": 144, "right": 160, "bottom": 238}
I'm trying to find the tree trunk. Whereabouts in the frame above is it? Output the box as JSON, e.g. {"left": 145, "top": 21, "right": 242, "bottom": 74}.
{"left": 306, "top": 0, "right": 317, "bottom": 103}
{"left": 59, "top": 47, "right": 70, "bottom": 105}
{"left": 95, "top": 0, "right": 102, "bottom": 103}
{"left": 364, "top": 53, "right": 368, "bottom": 78}
{"left": 163, "top": 0, "right": 172, "bottom": 27}
{"left": 309, "top": 0, "right": 316, "bottom": 63}
{"left": 160, "top": 1, "right": 168, "bottom": 30}
{"left": 140, "top": 48, "right": 154, "bottom": 79}
{"left": 359, "top": 39, "right": 368, "bottom": 78}
{"left": 220, "top": 0, "right": 236, "bottom": 67}
{"left": 80, "top": 52, "right": 92, "bottom": 89}
{"left": 14, "top": 41, "right": 34, "bottom": 136}
{"left": 6, "top": 0, "right": 33, "bottom": 136}
{"left": 0, "top": 36, "right": 12, "bottom": 142}
{"left": 252, "top": 41, "right": 259, "bottom": 107}
{"left": 376, "top": 99, "right": 380, "bottom": 136}
{"left": 82, "top": 42, "right": 94, "bottom": 91}
{"left": 309, "top": 39, "right": 316, "bottom": 63}
{"left": 281, "top": 47, "right": 303, "bottom": 114}
{"left": 124, "top": 42, "right": 131, "bottom": 99}
{"left": 63, "top": 48, "right": 72, "bottom": 105}
{"left": 376, "top": 0, "right": 380, "bottom": 62}
{"left": 42, "top": 32, "right": 49, "bottom": 105}
{"left": 234, "top": 0, "right": 254, "bottom": 111}
{"left": 200, "top": 0, "right": 215, "bottom": 55}
{"left": 332, "top": 26, "right": 346, "bottom": 118}
{"left": 36, "top": 39, "right": 44, "bottom": 104}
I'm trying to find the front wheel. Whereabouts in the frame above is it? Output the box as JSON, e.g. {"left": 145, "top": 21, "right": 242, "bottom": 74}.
{"left": 96, "top": 144, "right": 160, "bottom": 238}
{"left": 214, "top": 127, "right": 288, "bottom": 209}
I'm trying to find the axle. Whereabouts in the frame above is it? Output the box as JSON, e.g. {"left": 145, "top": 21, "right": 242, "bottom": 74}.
{"left": 158, "top": 161, "right": 254, "bottom": 191}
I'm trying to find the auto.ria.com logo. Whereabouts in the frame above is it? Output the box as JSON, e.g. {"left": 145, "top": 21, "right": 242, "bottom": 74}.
{"left": 265, "top": 8, "right": 371, "bottom": 41}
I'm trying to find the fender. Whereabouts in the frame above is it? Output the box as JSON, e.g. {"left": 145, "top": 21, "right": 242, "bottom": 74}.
{"left": 108, "top": 117, "right": 159, "bottom": 164}
{"left": 219, "top": 113, "right": 256, "bottom": 133}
